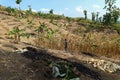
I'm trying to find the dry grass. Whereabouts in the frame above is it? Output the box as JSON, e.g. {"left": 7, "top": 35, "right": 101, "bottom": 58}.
{"left": 34, "top": 31, "right": 120, "bottom": 59}
{"left": 0, "top": 7, "right": 120, "bottom": 60}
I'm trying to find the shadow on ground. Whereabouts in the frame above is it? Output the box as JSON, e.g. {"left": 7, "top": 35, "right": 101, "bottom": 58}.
{"left": 0, "top": 47, "right": 120, "bottom": 80}
{"left": 21, "top": 47, "right": 101, "bottom": 80}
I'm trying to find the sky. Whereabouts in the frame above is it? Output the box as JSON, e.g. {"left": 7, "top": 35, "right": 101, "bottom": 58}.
{"left": 0, "top": 0, "right": 120, "bottom": 19}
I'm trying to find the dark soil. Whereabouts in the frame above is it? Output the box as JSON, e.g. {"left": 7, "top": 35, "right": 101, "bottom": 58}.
{"left": 0, "top": 47, "right": 120, "bottom": 80}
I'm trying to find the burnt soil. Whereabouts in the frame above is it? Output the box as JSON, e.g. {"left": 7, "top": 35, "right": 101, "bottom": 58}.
{"left": 0, "top": 47, "right": 120, "bottom": 80}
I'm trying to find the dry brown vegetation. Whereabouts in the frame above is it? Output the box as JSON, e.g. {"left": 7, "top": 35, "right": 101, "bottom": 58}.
{"left": 35, "top": 30, "right": 120, "bottom": 59}
{"left": 0, "top": 5, "right": 120, "bottom": 60}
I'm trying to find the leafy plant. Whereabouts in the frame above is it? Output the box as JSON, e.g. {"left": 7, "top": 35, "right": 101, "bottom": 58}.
{"left": 47, "top": 29, "right": 59, "bottom": 48}
{"left": 27, "top": 19, "right": 34, "bottom": 29}
{"left": 83, "top": 10, "right": 87, "bottom": 20}
{"left": 49, "top": 61, "right": 80, "bottom": 80}
{"left": 35, "top": 22, "right": 48, "bottom": 35}
{"left": 16, "top": 0, "right": 22, "bottom": 10}
{"left": 103, "top": 0, "right": 120, "bottom": 25}
{"left": 91, "top": 12, "right": 95, "bottom": 21}
{"left": 25, "top": 5, "right": 33, "bottom": 17}
{"left": 34, "top": 22, "right": 49, "bottom": 46}
{"left": 49, "top": 9, "right": 54, "bottom": 14}
{"left": 96, "top": 12, "right": 99, "bottom": 22}
{"left": 8, "top": 27, "right": 21, "bottom": 42}
{"left": 8, "top": 26, "right": 27, "bottom": 43}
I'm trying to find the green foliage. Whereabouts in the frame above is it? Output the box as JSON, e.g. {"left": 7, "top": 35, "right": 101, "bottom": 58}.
{"left": 112, "top": 24, "right": 120, "bottom": 34}
{"left": 16, "top": 0, "right": 22, "bottom": 4}
{"left": 49, "top": 9, "right": 53, "bottom": 14}
{"left": 96, "top": 12, "right": 99, "bottom": 22}
{"left": 16, "top": 0, "right": 22, "bottom": 10}
{"left": 8, "top": 26, "right": 25, "bottom": 42}
{"left": 50, "top": 18, "right": 53, "bottom": 23}
{"left": 16, "top": 0, "right": 22, "bottom": 18}
{"left": 27, "top": 19, "right": 34, "bottom": 29}
{"left": 21, "top": 33, "right": 31, "bottom": 38}
{"left": 28, "top": 5, "right": 32, "bottom": 12}
{"left": 86, "top": 26, "right": 92, "bottom": 32}
{"left": 103, "top": 13, "right": 111, "bottom": 25}
{"left": 66, "top": 17, "right": 73, "bottom": 22}
{"left": 46, "top": 29, "right": 59, "bottom": 48}
{"left": 8, "top": 26, "right": 31, "bottom": 43}
{"left": 25, "top": 5, "right": 32, "bottom": 17}
{"left": 36, "top": 11, "right": 63, "bottom": 20}
{"left": 99, "top": 17, "right": 102, "bottom": 22}
{"left": 35, "top": 22, "right": 49, "bottom": 46}
{"left": 47, "top": 29, "right": 59, "bottom": 40}
{"left": 5, "top": 7, "right": 18, "bottom": 16}
{"left": 49, "top": 61, "right": 80, "bottom": 80}
{"left": 91, "top": 12, "right": 95, "bottom": 21}
{"left": 112, "top": 7, "right": 120, "bottom": 23}
{"left": 5, "top": 7, "right": 13, "bottom": 13}
{"left": 1, "top": 5, "right": 64, "bottom": 20}
{"left": 35, "top": 22, "right": 48, "bottom": 34}
{"left": 8, "top": 27, "right": 24, "bottom": 35}
{"left": 83, "top": 10, "right": 87, "bottom": 19}
{"left": 103, "top": 0, "right": 120, "bottom": 25}
{"left": 50, "top": 19, "right": 58, "bottom": 26}
{"left": 34, "top": 22, "right": 61, "bottom": 47}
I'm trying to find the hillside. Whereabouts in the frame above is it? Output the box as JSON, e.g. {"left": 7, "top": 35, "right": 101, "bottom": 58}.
{"left": 0, "top": 6, "right": 120, "bottom": 59}
{"left": 0, "top": 5, "right": 120, "bottom": 80}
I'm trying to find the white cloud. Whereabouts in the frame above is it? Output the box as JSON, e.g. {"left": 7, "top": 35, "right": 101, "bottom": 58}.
{"left": 32, "top": 9, "right": 37, "bottom": 12}
{"left": 40, "top": 8, "right": 50, "bottom": 13}
{"left": 93, "top": 4, "right": 100, "bottom": 9}
{"left": 76, "top": 6, "right": 83, "bottom": 14}
{"left": 40, "top": 8, "right": 62, "bottom": 15}
{"left": 54, "top": 12, "right": 63, "bottom": 15}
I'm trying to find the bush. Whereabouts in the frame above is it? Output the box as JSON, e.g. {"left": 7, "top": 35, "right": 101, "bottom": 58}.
{"left": 112, "top": 24, "right": 120, "bottom": 34}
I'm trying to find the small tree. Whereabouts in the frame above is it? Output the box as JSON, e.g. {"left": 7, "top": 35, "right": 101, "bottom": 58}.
{"left": 35, "top": 22, "right": 48, "bottom": 36}
{"left": 47, "top": 29, "right": 59, "bottom": 48}
{"left": 96, "top": 12, "right": 99, "bottom": 22}
{"left": 83, "top": 10, "right": 87, "bottom": 19}
{"left": 103, "top": 0, "right": 120, "bottom": 25}
{"left": 35, "top": 22, "right": 48, "bottom": 46}
{"left": 8, "top": 26, "right": 25, "bottom": 43}
{"left": 27, "top": 19, "right": 34, "bottom": 29}
{"left": 49, "top": 9, "right": 53, "bottom": 14}
{"left": 16, "top": 0, "right": 22, "bottom": 17}
{"left": 103, "top": 13, "right": 111, "bottom": 25}
{"left": 26, "top": 5, "right": 32, "bottom": 16}
{"left": 28, "top": 5, "right": 32, "bottom": 12}
{"left": 99, "top": 17, "right": 102, "bottom": 22}
{"left": 112, "top": 7, "right": 120, "bottom": 23}
{"left": 91, "top": 12, "right": 95, "bottom": 21}
{"left": 16, "top": 0, "right": 22, "bottom": 10}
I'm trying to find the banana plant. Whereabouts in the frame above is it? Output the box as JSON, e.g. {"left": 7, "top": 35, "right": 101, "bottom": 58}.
{"left": 27, "top": 19, "right": 34, "bottom": 29}
{"left": 8, "top": 26, "right": 26, "bottom": 43}
{"left": 35, "top": 22, "right": 48, "bottom": 37}
{"left": 35, "top": 22, "right": 49, "bottom": 46}
{"left": 47, "top": 29, "right": 59, "bottom": 48}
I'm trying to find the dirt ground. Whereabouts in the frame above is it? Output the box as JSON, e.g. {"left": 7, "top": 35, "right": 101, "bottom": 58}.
{"left": 0, "top": 47, "right": 120, "bottom": 80}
